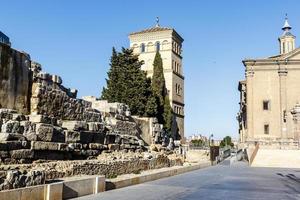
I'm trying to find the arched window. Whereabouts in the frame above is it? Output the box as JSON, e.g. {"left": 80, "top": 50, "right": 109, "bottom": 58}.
{"left": 140, "top": 43, "right": 145, "bottom": 53}
{"left": 155, "top": 42, "right": 160, "bottom": 52}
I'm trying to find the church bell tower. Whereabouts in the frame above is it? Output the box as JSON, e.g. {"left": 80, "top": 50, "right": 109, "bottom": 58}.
{"left": 279, "top": 15, "right": 296, "bottom": 54}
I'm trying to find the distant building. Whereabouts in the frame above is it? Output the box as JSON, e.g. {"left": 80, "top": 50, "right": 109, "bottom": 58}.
{"left": 188, "top": 134, "right": 208, "bottom": 142}
{"left": 238, "top": 16, "right": 300, "bottom": 144}
{"left": 129, "top": 19, "right": 185, "bottom": 141}
{"left": 0, "top": 31, "right": 11, "bottom": 46}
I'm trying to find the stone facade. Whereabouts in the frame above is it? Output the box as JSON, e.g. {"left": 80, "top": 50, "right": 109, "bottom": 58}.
{"left": 0, "top": 43, "right": 31, "bottom": 114}
{"left": 129, "top": 23, "right": 185, "bottom": 141}
{"left": 238, "top": 17, "right": 300, "bottom": 145}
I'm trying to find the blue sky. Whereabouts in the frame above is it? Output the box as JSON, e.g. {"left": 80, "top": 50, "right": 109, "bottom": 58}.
{"left": 1, "top": 0, "right": 299, "bottom": 139}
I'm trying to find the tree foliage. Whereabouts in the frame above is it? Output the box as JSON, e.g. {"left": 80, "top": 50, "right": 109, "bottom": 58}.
{"left": 101, "top": 49, "right": 174, "bottom": 135}
{"left": 101, "top": 47, "right": 157, "bottom": 116}
{"left": 151, "top": 52, "right": 173, "bottom": 134}
{"left": 163, "top": 95, "right": 173, "bottom": 134}
{"left": 219, "top": 136, "right": 234, "bottom": 148}
{"left": 191, "top": 139, "right": 205, "bottom": 147}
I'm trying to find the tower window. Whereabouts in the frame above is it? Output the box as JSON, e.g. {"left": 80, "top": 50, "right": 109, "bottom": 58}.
{"left": 264, "top": 124, "right": 269, "bottom": 134}
{"left": 140, "top": 43, "right": 145, "bottom": 53}
{"left": 283, "top": 110, "right": 287, "bottom": 123}
{"left": 263, "top": 100, "right": 270, "bottom": 110}
{"left": 156, "top": 42, "right": 160, "bottom": 52}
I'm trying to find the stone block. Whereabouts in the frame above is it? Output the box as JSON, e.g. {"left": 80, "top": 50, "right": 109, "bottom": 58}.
{"left": 5, "top": 141, "right": 29, "bottom": 150}
{"left": 51, "top": 75, "right": 62, "bottom": 85}
{"left": 62, "top": 121, "right": 88, "bottom": 131}
{"left": 0, "top": 143, "right": 7, "bottom": 151}
{"left": 1, "top": 121, "right": 22, "bottom": 134}
{"left": 68, "top": 143, "right": 82, "bottom": 151}
{"left": 12, "top": 114, "right": 26, "bottom": 121}
{"left": 29, "top": 114, "right": 57, "bottom": 125}
{"left": 72, "top": 149, "right": 100, "bottom": 157}
{"left": 53, "top": 127, "right": 65, "bottom": 143}
{"left": 24, "top": 132, "right": 39, "bottom": 141}
{"left": 108, "top": 144, "right": 120, "bottom": 151}
{"left": 0, "top": 133, "right": 26, "bottom": 141}
{"left": 21, "top": 121, "right": 35, "bottom": 134}
{"left": 35, "top": 124, "right": 64, "bottom": 142}
{"left": 124, "top": 144, "right": 131, "bottom": 149}
{"left": 0, "top": 151, "right": 9, "bottom": 158}
{"left": 0, "top": 109, "right": 16, "bottom": 120}
{"left": 104, "top": 135, "right": 116, "bottom": 144}
{"left": 10, "top": 149, "right": 34, "bottom": 159}
{"left": 37, "top": 72, "right": 50, "bottom": 80}
{"left": 58, "top": 143, "right": 69, "bottom": 151}
{"left": 35, "top": 123, "right": 54, "bottom": 142}
{"left": 93, "top": 132, "right": 105, "bottom": 144}
{"left": 65, "top": 131, "right": 93, "bottom": 144}
{"left": 34, "top": 151, "right": 68, "bottom": 160}
{"left": 31, "top": 141, "right": 59, "bottom": 151}
{"left": 89, "top": 143, "right": 107, "bottom": 150}
{"left": 87, "top": 122, "right": 105, "bottom": 132}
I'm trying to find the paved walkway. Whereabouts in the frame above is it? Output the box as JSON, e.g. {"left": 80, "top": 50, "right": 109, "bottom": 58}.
{"left": 76, "top": 161, "right": 300, "bottom": 200}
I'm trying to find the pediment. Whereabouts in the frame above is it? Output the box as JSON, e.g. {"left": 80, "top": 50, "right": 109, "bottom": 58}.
{"left": 281, "top": 48, "right": 300, "bottom": 60}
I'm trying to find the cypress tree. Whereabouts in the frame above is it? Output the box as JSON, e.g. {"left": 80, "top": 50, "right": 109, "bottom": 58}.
{"left": 101, "top": 47, "right": 123, "bottom": 101}
{"left": 145, "top": 94, "right": 158, "bottom": 117}
{"left": 101, "top": 47, "right": 157, "bottom": 116}
{"left": 163, "top": 95, "right": 173, "bottom": 134}
{"left": 151, "top": 51, "right": 173, "bottom": 133}
{"left": 151, "top": 52, "right": 166, "bottom": 123}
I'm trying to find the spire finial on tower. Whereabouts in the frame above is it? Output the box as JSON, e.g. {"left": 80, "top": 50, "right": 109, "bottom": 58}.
{"left": 279, "top": 14, "right": 296, "bottom": 54}
{"left": 156, "top": 17, "right": 160, "bottom": 27}
{"left": 282, "top": 14, "right": 292, "bottom": 31}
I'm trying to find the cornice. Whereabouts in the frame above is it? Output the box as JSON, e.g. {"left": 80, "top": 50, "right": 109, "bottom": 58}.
{"left": 173, "top": 71, "right": 185, "bottom": 80}
{"left": 172, "top": 100, "right": 185, "bottom": 106}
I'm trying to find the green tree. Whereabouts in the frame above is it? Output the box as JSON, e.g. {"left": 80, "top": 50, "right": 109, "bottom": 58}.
{"left": 101, "top": 48, "right": 157, "bottom": 116}
{"left": 191, "top": 139, "right": 205, "bottom": 147}
{"left": 101, "top": 47, "right": 123, "bottom": 101}
{"left": 163, "top": 95, "right": 173, "bottom": 134}
{"left": 151, "top": 52, "right": 166, "bottom": 123}
{"left": 145, "top": 93, "right": 158, "bottom": 117}
{"left": 219, "top": 136, "right": 234, "bottom": 148}
{"left": 151, "top": 51, "right": 173, "bottom": 133}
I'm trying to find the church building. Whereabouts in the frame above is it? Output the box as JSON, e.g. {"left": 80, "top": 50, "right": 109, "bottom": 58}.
{"left": 238, "top": 16, "right": 300, "bottom": 145}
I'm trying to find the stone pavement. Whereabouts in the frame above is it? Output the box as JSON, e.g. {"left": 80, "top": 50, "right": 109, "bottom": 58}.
{"left": 76, "top": 161, "right": 300, "bottom": 200}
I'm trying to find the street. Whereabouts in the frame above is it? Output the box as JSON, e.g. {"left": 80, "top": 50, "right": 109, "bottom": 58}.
{"left": 76, "top": 161, "right": 300, "bottom": 200}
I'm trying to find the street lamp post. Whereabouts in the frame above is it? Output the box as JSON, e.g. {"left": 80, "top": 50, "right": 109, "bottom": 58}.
{"left": 208, "top": 134, "right": 214, "bottom": 147}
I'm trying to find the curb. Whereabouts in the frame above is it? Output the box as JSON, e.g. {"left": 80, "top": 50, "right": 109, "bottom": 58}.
{"left": 106, "top": 161, "right": 211, "bottom": 190}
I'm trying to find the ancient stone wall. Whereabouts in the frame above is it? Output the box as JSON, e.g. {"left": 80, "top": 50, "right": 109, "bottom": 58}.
{"left": 31, "top": 67, "right": 102, "bottom": 122}
{"left": 0, "top": 44, "right": 31, "bottom": 114}
{"left": 0, "top": 151, "right": 183, "bottom": 191}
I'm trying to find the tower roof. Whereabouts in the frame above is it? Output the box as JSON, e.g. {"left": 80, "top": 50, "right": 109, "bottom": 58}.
{"left": 282, "top": 18, "right": 292, "bottom": 31}
{"left": 281, "top": 15, "right": 295, "bottom": 37}
{"left": 129, "top": 26, "right": 173, "bottom": 35}
{"left": 282, "top": 17, "right": 292, "bottom": 31}
{"left": 129, "top": 18, "right": 183, "bottom": 42}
